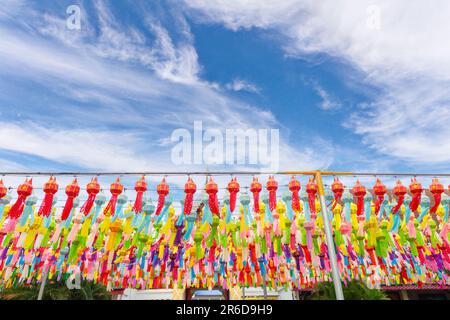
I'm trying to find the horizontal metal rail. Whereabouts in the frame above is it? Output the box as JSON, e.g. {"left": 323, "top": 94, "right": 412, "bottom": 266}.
{"left": 0, "top": 171, "right": 449, "bottom": 176}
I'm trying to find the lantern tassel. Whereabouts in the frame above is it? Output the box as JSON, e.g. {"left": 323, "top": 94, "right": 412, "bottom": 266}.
{"left": 133, "top": 191, "right": 144, "bottom": 214}
{"left": 38, "top": 193, "right": 54, "bottom": 217}
{"left": 184, "top": 193, "right": 193, "bottom": 215}
{"left": 230, "top": 191, "right": 237, "bottom": 213}
{"left": 61, "top": 196, "right": 75, "bottom": 221}
{"left": 80, "top": 194, "right": 96, "bottom": 216}
{"left": 104, "top": 194, "right": 118, "bottom": 217}
{"left": 253, "top": 192, "right": 260, "bottom": 213}
{"left": 410, "top": 193, "right": 421, "bottom": 212}
{"left": 392, "top": 195, "right": 404, "bottom": 215}
{"left": 9, "top": 195, "right": 27, "bottom": 219}
{"left": 430, "top": 193, "right": 442, "bottom": 214}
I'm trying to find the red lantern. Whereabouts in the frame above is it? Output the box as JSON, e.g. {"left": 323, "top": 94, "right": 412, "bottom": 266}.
{"left": 331, "top": 178, "right": 344, "bottom": 210}
{"left": 250, "top": 177, "right": 262, "bottom": 213}
{"left": 80, "top": 177, "right": 100, "bottom": 216}
{"left": 0, "top": 179, "right": 7, "bottom": 200}
{"left": 9, "top": 178, "right": 33, "bottom": 219}
{"left": 266, "top": 176, "right": 278, "bottom": 212}
{"left": 409, "top": 178, "right": 423, "bottom": 212}
{"left": 226, "top": 178, "right": 240, "bottom": 213}
{"left": 306, "top": 178, "right": 318, "bottom": 215}
{"left": 391, "top": 180, "right": 407, "bottom": 215}
{"left": 351, "top": 180, "right": 366, "bottom": 217}
{"left": 429, "top": 178, "right": 444, "bottom": 214}
{"left": 103, "top": 178, "right": 123, "bottom": 216}
{"left": 288, "top": 176, "right": 301, "bottom": 212}
{"left": 155, "top": 178, "right": 169, "bottom": 215}
{"left": 183, "top": 177, "right": 196, "bottom": 215}
{"left": 38, "top": 176, "right": 58, "bottom": 217}
{"left": 132, "top": 176, "right": 147, "bottom": 214}
{"left": 206, "top": 177, "right": 219, "bottom": 216}
{"left": 61, "top": 178, "right": 80, "bottom": 221}
{"left": 373, "top": 179, "right": 386, "bottom": 215}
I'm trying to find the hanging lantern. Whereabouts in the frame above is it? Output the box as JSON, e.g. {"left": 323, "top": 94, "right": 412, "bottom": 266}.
{"left": 351, "top": 180, "right": 366, "bottom": 217}
{"left": 288, "top": 176, "right": 301, "bottom": 212}
{"left": 80, "top": 177, "right": 100, "bottom": 216}
{"left": 373, "top": 179, "right": 387, "bottom": 215}
{"left": 306, "top": 178, "right": 318, "bottom": 215}
{"left": 155, "top": 178, "right": 169, "bottom": 215}
{"left": 38, "top": 176, "right": 58, "bottom": 217}
{"left": 391, "top": 180, "right": 407, "bottom": 215}
{"left": 206, "top": 177, "right": 219, "bottom": 216}
{"left": 0, "top": 180, "right": 7, "bottom": 200}
{"left": 250, "top": 177, "right": 262, "bottom": 213}
{"left": 183, "top": 177, "right": 196, "bottom": 215}
{"left": 133, "top": 176, "right": 147, "bottom": 214}
{"left": 226, "top": 178, "right": 240, "bottom": 213}
{"left": 266, "top": 176, "right": 278, "bottom": 212}
{"left": 409, "top": 178, "right": 423, "bottom": 212}
{"left": 429, "top": 178, "right": 444, "bottom": 214}
{"left": 8, "top": 178, "right": 33, "bottom": 219}
{"left": 61, "top": 178, "right": 80, "bottom": 221}
{"left": 331, "top": 178, "right": 344, "bottom": 210}
{"left": 103, "top": 178, "right": 124, "bottom": 216}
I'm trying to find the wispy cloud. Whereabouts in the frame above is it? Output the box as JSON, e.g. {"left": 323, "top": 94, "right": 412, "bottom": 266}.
{"left": 184, "top": 0, "right": 450, "bottom": 168}
{"left": 313, "top": 84, "right": 341, "bottom": 110}
{"left": 225, "top": 79, "right": 260, "bottom": 94}
{"left": 0, "top": 0, "right": 334, "bottom": 173}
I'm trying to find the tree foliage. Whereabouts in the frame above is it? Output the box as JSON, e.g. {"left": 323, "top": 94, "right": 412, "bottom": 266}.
{"left": 309, "top": 280, "right": 390, "bottom": 300}
{"left": 0, "top": 280, "right": 112, "bottom": 300}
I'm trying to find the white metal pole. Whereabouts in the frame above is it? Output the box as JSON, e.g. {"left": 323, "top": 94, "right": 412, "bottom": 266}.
{"left": 315, "top": 171, "right": 344, "bottom": 300}
{"left": 37, "top": 268, "right": 49, "bottom": 300}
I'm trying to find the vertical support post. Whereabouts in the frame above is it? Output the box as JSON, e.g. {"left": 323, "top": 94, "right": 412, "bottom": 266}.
{"left": 37, "top": 268, "right": 49, "bottom": 300}
{"left": 262, "top": 276, "right": 268, "bottom": 300}
{"left": 315, "top": 171, "right": 344, "bottom": 300}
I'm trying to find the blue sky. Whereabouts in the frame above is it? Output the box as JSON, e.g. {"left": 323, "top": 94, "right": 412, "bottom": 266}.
{"left": 1, "top": 0, "right": 450, "bottom": 181}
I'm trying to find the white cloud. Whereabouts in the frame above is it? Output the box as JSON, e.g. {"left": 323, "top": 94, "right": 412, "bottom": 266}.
{"left": 313, "top": 84, "right": 341, "bottom": 110}
{"left": 225, "top": 79, "right": 260, "bottom": 93}
{"left": 0, "top": 1, "right": 334, "bottom": 173}
{"left": 184, "top": 0, "right": 450, "bottom": 166}
{"left": 0, "top": 122, "right": 155, "bottom": 171}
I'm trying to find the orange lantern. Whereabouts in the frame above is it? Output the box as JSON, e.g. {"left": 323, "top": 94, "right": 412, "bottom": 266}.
{"left": 331, "top": 178, "right": 344, "bottom": 210}
{"left": 61, "top": 178, "right": 80, "bottom": 221}
{"left": 392, "top": 180, "right": 407, "bottom": 215}
{"left": 132, "top": 176, "right": 147, "bottom": 214}
{"left": 206, "top": 177, "right": 219, "bottom": 216}
{"left": 409, "top": 178, "right": 423, "bottom": 212}
{"left": 38, "top": 176, "right": 58, "bottom": 217}
{"left": 103, "top": 178, "right": 123, "bottom": 216}
{"left": 306, "top": 178, "right": 318, "bottom": 215}
{"left": 183, "top": 177, "right": 196, "bottom": 215}
{"left": 373, "top": 179, "right": 386, "bottom": 215}
{"left": 0, "top": 179, "right": 7, "bottom": 200}
{"left": 9, "top": 178, "right": 33, "bottom": 219}
{"left": 80, "top": 177, "right": 100, "bottom": 216}
{"left": 351, "top": 180, "right": 366, "bottom": 217}
{"left": 429, "top": 178, "right": 444, "bottom": 214}
{"left": 266, "top": 176, "right": 278, "bottom": 212}
{"left": 250, "top": 177, "right": 262, "bottom": 213}
{"left": 288, "top": 176, "right": 301, "bottom": 212}
{"left": 226, "top": 178, "right": 240, "bottom": 213}
{"left": 155, "top": 178, "right": 169, "bottom": 215}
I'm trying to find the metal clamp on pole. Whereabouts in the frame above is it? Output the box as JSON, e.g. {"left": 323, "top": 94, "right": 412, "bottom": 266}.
{"left": 315, "top": 171, "right": 344, "bottom": 300}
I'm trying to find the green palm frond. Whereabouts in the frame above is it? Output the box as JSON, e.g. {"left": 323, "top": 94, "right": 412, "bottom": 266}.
{"left": 0, "top": 280, "right": 112, "bottom": 300}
